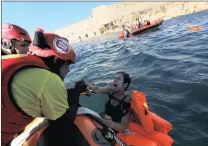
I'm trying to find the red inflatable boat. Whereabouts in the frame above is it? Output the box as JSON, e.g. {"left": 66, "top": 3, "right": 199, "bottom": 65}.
{"left": 119, "top": 18, "right": 163, "bottom": 38}
{"left": 12, "top": 90, "right": 174, "bottom": 146}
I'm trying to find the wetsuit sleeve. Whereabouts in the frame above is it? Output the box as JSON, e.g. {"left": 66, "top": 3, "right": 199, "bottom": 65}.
{"left": 67, "top": 89, "right": 80, "bottom": 106}
{"left": 40, "top": 73, "right": 69, "bottom": 120}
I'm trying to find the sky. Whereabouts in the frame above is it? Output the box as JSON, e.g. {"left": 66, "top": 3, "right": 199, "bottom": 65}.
{"left": 2, "top": 2, "right": 117, "bottom": 35}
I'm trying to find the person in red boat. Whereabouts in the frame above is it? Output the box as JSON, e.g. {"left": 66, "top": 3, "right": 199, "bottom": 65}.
{"left": 1, "top": 28, "right": 87, "bottom": 146}
{"left": 1, "top": 23, "right": 31, "bottom": 55}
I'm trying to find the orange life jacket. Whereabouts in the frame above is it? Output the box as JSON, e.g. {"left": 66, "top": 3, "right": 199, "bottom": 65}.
{"left": 1, "top": 54, "right": 49, "bottom": 145}
{"left": 130, "top": 90, "right": 154, "bottom": 134}
{"left": 130, "top": 90, "right": 172, "bottom": 134}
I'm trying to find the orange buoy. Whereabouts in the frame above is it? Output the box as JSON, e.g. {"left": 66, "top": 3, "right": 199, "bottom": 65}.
{"left": 119, "top": 32, "right": 125, "bottom": 39}
{"left": 189, "top": 26, "right": 201, "bottom": 32}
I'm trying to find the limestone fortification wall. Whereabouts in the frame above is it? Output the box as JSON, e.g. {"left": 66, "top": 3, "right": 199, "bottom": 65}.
{"left": 54, "top": 2, "right": 208, "bottom": 43}
{"left": 91, "top": 2, "right": 167, "bottom": 24}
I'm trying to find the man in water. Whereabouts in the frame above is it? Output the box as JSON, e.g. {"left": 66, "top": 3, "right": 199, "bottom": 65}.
{"left": 122, "top": 25, "right": 130, "bottom": 38}
{"left": 86, "top": 72, "right": 131, "bottom": 132}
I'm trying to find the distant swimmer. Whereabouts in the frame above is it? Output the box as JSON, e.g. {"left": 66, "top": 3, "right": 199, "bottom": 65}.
{"left": 122, "top": 24, "right": 130, "bottom": 38}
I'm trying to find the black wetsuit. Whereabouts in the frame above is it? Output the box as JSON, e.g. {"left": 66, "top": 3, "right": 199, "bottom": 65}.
{"left": 104, "top": 92, "right": 131, "bottom": 123}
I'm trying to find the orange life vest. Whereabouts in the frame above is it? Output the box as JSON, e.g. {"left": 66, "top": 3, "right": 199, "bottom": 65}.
{"left": 130, "top": 90, "right": 154, "bottom": 134}
{"left": 130, "top": 90, "right": 172, "bottom": 134}
{"left": 1, "top": 54, "right": 49, "bottom": 146}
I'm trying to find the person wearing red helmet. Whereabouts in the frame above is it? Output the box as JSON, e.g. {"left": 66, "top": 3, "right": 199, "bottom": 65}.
{"left": 1, "top": 23, "right": 31, "bottom": 55}
{"left": 2, "top": 28, "right": 86, "bottom": 146}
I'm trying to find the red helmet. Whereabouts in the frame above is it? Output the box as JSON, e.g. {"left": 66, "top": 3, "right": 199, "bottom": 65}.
{"left": 2, "top": 23, "right": 31, "bottom": 42}
{"left": 29, "top": 28, "right": 76, "bottom": 62}
{"left": 1, "top": 23, "right": 31, "bottom": 54}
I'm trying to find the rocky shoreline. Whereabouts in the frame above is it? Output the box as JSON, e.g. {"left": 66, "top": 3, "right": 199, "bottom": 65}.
{"left": 54, "top": 2, "right": 208, "bottom": 44}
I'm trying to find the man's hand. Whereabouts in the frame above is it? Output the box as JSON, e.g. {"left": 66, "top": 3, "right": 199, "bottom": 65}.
{"left": 102, "top": 118, "right": 115, "bottom": 129}
{"left": 103, "top": 114, "right": 112, "bottom": 120}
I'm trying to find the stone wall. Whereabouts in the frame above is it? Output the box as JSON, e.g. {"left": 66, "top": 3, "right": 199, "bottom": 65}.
{"left": 54, "top": 2, "right": 208, "bottom": 43}
{"left": 91, "top": 2, "right": 167, "bottom": 23}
